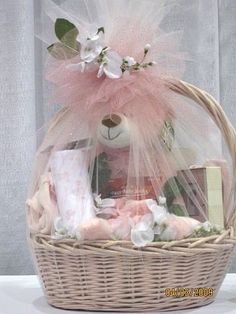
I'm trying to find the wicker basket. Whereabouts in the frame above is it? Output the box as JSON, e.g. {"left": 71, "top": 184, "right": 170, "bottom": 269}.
{"left": 30, "top": 79, "right": 236, "bottom": 312}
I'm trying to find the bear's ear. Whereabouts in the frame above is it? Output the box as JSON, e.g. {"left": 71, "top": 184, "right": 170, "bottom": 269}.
{"left": 160, "top": 120, "right": 175, "bottom": 151}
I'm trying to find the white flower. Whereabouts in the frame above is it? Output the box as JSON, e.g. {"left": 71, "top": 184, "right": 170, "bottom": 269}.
{"left": 97, "top": 50, "right": 123, "bottom": 79}
{"left": 124, "top": 56, "right": 136, "bottom": 66}
{"left": 52, "top": 216, "right": 68, "bottom": 239}
{"left": 79, "top": 30, "right": 104, "bottom": 63}
{"left": 145, "top": 199, "right": 168, "bottom": 224}
{"left": 64, "top": 25, "right": 156, "bottom": 79}
{"left": 158, "top": 196, "right": 167, "bottom": 205}
{"left": 130, "top": 214, "right": 154, "bottom": 247}
{"left": 54, "top": 216, "right": 66, "bottom": 234}
{"left": 53, "top": 216, "right": 76, "bottom": 238}
{"left": 144, "top": 43, "right": 151, "bottom": 51}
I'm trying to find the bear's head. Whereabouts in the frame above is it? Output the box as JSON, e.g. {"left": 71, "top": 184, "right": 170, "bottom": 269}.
{"left": 97, "top": 113, "right": 131, "bottom": 149}
{"left": 97, "top": 112, "right": 174, "bottom": 151}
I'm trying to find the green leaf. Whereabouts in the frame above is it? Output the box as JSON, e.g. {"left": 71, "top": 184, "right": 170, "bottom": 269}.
{"left": 47, "top": 42, "right": 79, "bottom": 60}
{"left": 190, "top": 226, "right": 221, "bottom": 238}
{"left": 168, "top": 204, "right": 186, "bottom": 216}
{"left": 162, "top": 176, "right": 184, "bottom": 208}
{"left": 55, "top": 18, "right": 79, "bottom": 49}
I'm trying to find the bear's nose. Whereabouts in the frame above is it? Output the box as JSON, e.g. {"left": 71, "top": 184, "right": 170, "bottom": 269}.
{"left": 102, "top": 114, "right": 122, "bottom": 128}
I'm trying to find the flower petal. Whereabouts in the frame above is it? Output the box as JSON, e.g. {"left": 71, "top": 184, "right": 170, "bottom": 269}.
{"left": 97, "top": 64, "right": 104, "bottom": 78}
{"left": 146, "top": 200, "right": 169, "bottom": 224}
{"left": 103, "top": 50, "right": 123, "bottom": 79}
{"left": 80, "top": 40, "right": 103, "bottom": 62}
{"left": 124, "top": 56, "right": 136, "bottom": 66}
{"left": 130, "top": 214, "right": 154, "bottom": 247}
{"left": 158, "top": 196, "right": 167, "bottom": 205}
{"left": 54, "top": 216, "right": 64, "bottom": 232}
{"left": 131, "top": 226, "right": 154, "bottom": 247}
{"left": 90, "top": 31, "right": 104, "bottom": 42}
{"left": 77, "top": 24, "right": 101, "bottom": 44}
{"left": 146, "top": 199, "right": 168, "bottom": 223}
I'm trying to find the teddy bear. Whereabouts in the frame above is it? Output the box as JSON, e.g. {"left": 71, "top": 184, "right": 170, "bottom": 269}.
{"left": 92, "top": 112, "right": 175, "bottom": 200}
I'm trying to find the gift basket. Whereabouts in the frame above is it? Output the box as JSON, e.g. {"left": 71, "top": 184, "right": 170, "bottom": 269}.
{"left": 27, "top": 0, "right": 236, "bottom": 312}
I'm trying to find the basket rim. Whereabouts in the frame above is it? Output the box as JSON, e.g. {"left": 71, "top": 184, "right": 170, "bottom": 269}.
{"left": 31, "top": 227, "right": 236, "bottom": 257}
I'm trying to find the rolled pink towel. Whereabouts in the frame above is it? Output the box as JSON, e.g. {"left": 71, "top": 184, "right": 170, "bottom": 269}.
{"left": 76, "top": 218, "right": 113, "bottom": 240}
{"left": 76, "top": 216, "right": 132, "bottom": 241}
{"left": 159, "top": 215, "right": 201, "bottom": 241}
{"left": 26, "top": 173, "right": 58, "bottom": 234}
{"left": 117, "top": 198, "right": 151, "bottom": 217}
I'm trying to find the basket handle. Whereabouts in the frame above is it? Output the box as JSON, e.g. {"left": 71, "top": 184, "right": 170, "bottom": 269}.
{"left": 167, "top": 79, "right": 236, "bottom": 231}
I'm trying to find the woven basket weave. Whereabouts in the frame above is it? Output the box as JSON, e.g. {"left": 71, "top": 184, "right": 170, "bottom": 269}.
{"left": 30, "top": 79, "right": 236, "bottom": 312}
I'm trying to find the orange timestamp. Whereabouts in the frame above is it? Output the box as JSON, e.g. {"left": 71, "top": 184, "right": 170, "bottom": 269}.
{"left": 164, "top": 287, "right": 214, "bottom": 298}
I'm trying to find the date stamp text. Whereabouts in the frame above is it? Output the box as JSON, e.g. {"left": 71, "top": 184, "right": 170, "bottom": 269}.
{"left": 164, "top": 287, "right": 214, "bottom": 298}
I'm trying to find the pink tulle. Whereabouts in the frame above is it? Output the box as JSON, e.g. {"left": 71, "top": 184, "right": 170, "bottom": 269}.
{"left": 45, "top": 6, "right": 185, "bottom": 112}
{"left": 46, "top": 57, "right": 173, "bottom": 112}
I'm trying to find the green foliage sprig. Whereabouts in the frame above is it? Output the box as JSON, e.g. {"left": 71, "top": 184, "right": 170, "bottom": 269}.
{"left": 162, "top": 176, "right": 186, "bottom": 216}
{"left": 47, "top": 18, "right": 80, "bottom": 59}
